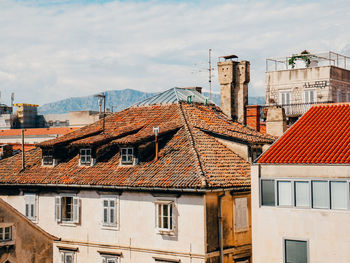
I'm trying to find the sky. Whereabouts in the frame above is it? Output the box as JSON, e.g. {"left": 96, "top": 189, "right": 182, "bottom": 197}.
{"left": 0, "top": 0, "right": 350, "bottom": 105}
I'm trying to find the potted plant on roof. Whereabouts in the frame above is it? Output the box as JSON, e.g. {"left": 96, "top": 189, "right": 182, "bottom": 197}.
{"left": 288, "top": 50, "right": 317, "bottom": 68}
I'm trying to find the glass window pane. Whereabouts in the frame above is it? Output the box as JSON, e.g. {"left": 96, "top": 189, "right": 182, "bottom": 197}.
{"left": 331, "top": 181, "right": 347, "bottom": 210}
{"left": 285, "top": 240, "right": 307, "bottom": 263}
{"left": 295, "top": 181, "right": 310, "bottom": 207}
{"left": 261, "top": 180, "right": 275, "bottom": 206}
{"left": 278, "top": 181, "right": 292, "bottom": 206}
{"left": 312, "top": 181, "right": 329, "bottom": 209}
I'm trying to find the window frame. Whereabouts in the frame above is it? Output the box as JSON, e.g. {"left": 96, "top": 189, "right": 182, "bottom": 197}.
{"left": 60, "top": 250, "right": 75, "bottom": 263}
{"left": 0, "top": 225, "right": 12, "bottom": 242}
{"left": 42, "top": 148, "right": 54, "bottom": 166}
{"left": 260, "top": 179, "right": 276, "bottom": 207}
{"left": 101, "top": 255, "right": 120, "bottom": 263}
{"left": 234, "top": 197, "right": 249, "bottom": 232}
{"left": 101, "top": 196, "right": 119, "bottom": 228}
{"left": 155, "top": 200, "right": 176, "bottom": 234}
{"left": 79, "top": 148, "right": 92, "bottom": 166}
{"left": 283, "top": 238, "right": 309, "bottom": 263}
{"left": 277, "top": 180, "right": 293, "bottom": 207}
{"left": 120, "top": 147, "right": 134, "bottom": 165}
{"left": 24, "top": 193, "right": 37, "bottom": 221}
{"left": 294, "top": 181, "right": 311, "bottom": 208}
{"left": 303, "top": 89, "right": 316, "bottom": 103}
{"left": 55, "top": 195, "right": 80, "bottom": 224}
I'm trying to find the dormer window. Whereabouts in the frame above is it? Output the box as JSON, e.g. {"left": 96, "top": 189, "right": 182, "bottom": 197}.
{"left": 42, "top": 148, "right": 56, "bottom": 166}
{"left": 121, "top": 147, "right": 134, "bottom": 165}
{"left": 80, "top": 148, "right": 92, "bottom": 165}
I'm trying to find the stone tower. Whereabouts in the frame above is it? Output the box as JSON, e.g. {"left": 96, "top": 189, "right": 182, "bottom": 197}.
{"left": 217, "top": 56, "right": 250, "bottom": 124}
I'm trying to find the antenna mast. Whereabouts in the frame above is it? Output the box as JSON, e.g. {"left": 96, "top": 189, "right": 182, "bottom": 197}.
{"left": 208, "top": 49, "right": 212, "bottom": 100}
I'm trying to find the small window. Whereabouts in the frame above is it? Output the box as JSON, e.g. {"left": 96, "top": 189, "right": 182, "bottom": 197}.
{"left": 261, "top": 179, "right": 275, "bottom": 206}
{"left": 24, "top": 193, "right": 37, "bottom": 220}
{"left": 278, "top": 181, "right": 292, "bottom": 206}
{"left": 80, "top": 148, "right": 92, "bottom": 165}
{"left": 337, "top": 90, "right": 342, "bottom": 102}
{"left": 295, "top": 181, "right": 310, "bottom": 207}
{"left": 42, "top": 148, "right": 53, "bottom": 165}
{"left": 121, "top": 147, "right": 133, "bottom": 165}
{"left": 284, "top": 239, "right": 308, "bottom": 263}
{"left": 156, "top": 201, "right": 174, "bottom": 232}
{"left": 312, "top": 181, "right": 329, "bottom": 209}
{"left": 102, "top": 197, "right": 117, "bottom": 226}
{"left": 102, "top": 255, "right": 119, "bottom": 263}
{"left": 331, "top": 181, "right": 347, "bottom": 210}
{"left": 0, "top": 226, "right": 12, "bottom": 241}
{"left": 61, "top": 251, "right": 74, "bottom": 263}
{"left": 55, "top": 196, "right": 80, "bottom": 224}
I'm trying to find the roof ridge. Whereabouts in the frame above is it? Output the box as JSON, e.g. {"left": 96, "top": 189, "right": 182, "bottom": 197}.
{"left": 178, "top": 102, "right": 207, "bottom": 188}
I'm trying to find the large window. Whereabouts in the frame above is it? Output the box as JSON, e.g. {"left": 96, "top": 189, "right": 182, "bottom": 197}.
{"left": 24, "top": 193, "right": 37, "bottom": 220}
{"left": 331, "top": 181, "right": 347, "bottom": 210}
{"left": 156, "top": 201, "right": 174, "bottom": 232}
{"left": 304, "top": 90, "right": 316, "bottom": 103}
{"left": 121, "top": 147, "right": 133, "bottom": 165}
{"left": 278, "top": 181, "right": 292, "bottom": 206}
{"left": 295, "top": 181, "right": 310, "bottom": 207}
{"left": 0, "top": 226, "right": 12, "bottom": 241}
{"left": 102, "top": 197, "right": 117, "bottom": 227}
{"left": 42, "top": 148, "right": 53, "bottom": 165}
{"left": 280, "top": 91, "right": 292, "bottom": 105}
{"left": 261, "top": 180, "right": 275, "bottom": 206}
{"left": 312, "top": 181, "right": 329, "bottom": 209}
{"left": 284, "top": 239, "right": 308, "bottom": 263}
{"left": 55, "top": 196, "right": 80, "bottom": 223}
{"left": 80, "top": 148, "right": 92, "bottom": 165}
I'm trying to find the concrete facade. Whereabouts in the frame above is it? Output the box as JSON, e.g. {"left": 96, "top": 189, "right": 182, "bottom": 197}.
{"left": 43, "top": 111, "right": 100, "bottom": 128}
{"left": 251, "top": 164, "right": 350, "bottom": 263}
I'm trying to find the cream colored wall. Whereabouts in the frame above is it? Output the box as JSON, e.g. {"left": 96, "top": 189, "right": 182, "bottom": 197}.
{"left": 1, "top": 190, "right": 206, "bottom": 263}
{"left": 251, "top": 164, "right": 350, "bottom": 263}
{"left": 216, "top": 137, "right": 248, "bottom": 161}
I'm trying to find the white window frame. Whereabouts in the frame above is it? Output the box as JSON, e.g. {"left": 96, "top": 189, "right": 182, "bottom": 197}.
{"left": 55, "top": 195, "right": 80, "bottom": 224}
{"left": 155, "top": 200, "right": 176, "bottom": 234}
{"left": 0, "top": 225, "right": 12, "bottom": 242}
{"left": 102, "top": 255, "right": 120, "bottom": 263}
{"left": 60, "top": 251, "right": 75, "bottom": 263}
{"left": 279, "top": 91, "right": 292, "bottom": 105}
{"left": 234, "top": 197, "right": 249, "bottom": 232}
{"left": 102, "top": 196, "right": 119, "bottom": 228}
{"left": 42, "top": 148, "right": 54, "bottom": 166}
{"left": 24, "top": 193, "right": 37, "bottom": 221}
{"left": 277, "top": 180, "right": 293, "bottom": 207}
{"left": 79, "top": 148, "right": 93, "bottom": 166}
{"left": 120, "top": 147, "right": 134, "bottom": 165}
{"left": 303, "top": 89, "right": 316, "bottom": 103}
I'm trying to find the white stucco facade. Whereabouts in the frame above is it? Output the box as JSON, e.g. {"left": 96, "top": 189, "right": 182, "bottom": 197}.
{"left": 251, "top": 164, "right": 350, "bottom": 263}
{"left": 1, "top": 190, "right": 206, "bottom": 263}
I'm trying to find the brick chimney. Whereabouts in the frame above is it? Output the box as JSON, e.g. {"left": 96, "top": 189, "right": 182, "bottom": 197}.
{"left": 246, "top": 105, "right": 261, "bottom": 131}
{"left": 217, "top": 56, "right": 249, "bottom": 124}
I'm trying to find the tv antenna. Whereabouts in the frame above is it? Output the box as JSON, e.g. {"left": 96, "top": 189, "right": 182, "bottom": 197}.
{"left": 208, "top": 49, "right": 213, "bottom": 100}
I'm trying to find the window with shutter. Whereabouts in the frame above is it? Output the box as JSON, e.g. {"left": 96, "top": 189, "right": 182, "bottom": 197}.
{"left": 234, "top": 197, "right": 249, "bottom": 232}
{"left": 24, "top": 193, "right": 37, "bottom": 220}
{"left": 56, "top": 196, "right": 80, "bottom": 224}
{"left": 102, "top": 197, "right": 117, "bottom": 227}
{"left": 155, "top": 201, "right": 175, "bottom": 233}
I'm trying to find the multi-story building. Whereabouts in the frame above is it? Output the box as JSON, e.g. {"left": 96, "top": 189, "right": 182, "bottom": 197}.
{"left": 13, "top": 103, "right": 39, "bottom": 128}
{"left": 251, "top": 102, "right": 350, "bottom": 263}
{"left": 0, "top": 58, "right": 275, "bottom": 263}
{"left": 265, "top": 51, "right": 350, "bottom": 122}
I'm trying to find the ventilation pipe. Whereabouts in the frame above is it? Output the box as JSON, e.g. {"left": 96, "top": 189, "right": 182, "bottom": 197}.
{"left": 21, "top": 129, "right": 25, "bottom": 170}
{"left": 153, "top": 126, "right": 160, "bottom": 160}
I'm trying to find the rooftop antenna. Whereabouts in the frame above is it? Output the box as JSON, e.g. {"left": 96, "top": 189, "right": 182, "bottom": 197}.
{"left": 94, "top": 92, "right": 106, "bottom": 131}
{"left": 11, "top": 93, "right": 14, "bottom": 108}
{"left": 153, "top": 126, "right": 160, "bottom": 161}
{"left": 209, "top": 49, "right": 213, "bottom": 100}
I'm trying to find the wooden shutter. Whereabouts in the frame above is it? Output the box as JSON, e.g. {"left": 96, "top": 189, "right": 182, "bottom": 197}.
{"left": 55, "top": 196, "right": 62, "bottom": 222}
{"left": 234, "top": 197, "right": 248, "bottom": 232}
{"left": 73, "top": 197, "right": 80, "bottom": 223}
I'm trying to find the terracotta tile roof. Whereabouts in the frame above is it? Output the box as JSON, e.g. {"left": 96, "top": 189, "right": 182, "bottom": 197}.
{"left": 0, "top": 127, "right": 78, "bottom": 137}
{"left": 257, "top": 103, "right": 350, "bottom": 164}
{"left": 0, "top": 102, "right": 273, "bottom": 190}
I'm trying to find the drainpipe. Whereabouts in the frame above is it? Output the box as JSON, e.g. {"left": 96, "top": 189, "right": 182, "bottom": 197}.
{"left": 218, "top": 191, "right": 225, "bottom": 263}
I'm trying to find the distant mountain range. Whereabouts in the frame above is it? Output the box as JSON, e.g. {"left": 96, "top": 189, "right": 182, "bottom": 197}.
{"left": 38, "top": 89, "right": 265, "bottom": 114}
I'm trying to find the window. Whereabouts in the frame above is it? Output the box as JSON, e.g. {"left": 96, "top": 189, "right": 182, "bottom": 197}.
{"left": 0, "top": 226, "right": 12, "bottom": 241}
{"left": 42, "top": 148, "right": 53, "bottom": 165}
{"left": 278, "top": 181, "right": 292, "bottom": 206}
{"left": 61, "top": 251, "right": 74, "bottom": 263}
{"left": 312, "top": 181, "right": 329, "bottom": 209}
{"left": 331, "top": 181, "right": 347, "bottom": 210}
{"left": 250, "top": 147, "right": 262, "bottom": 162}
{"left": 80, "top": 148, "right": 92, "bottom": 165}
{"left": 261, "top": 179, "right": 275, "bottom": 206}
{"left": 234, "top": 197, "right": 249, "bottom": 232}
{"left": 346, "top": 93, "right": 350, "bottom": 102}
{"left": 280, "top": 91, "right": 292, "bottom": 105}
{"left": 284, "top": 239, "right": 308, "bottom": 263}
{"left": 156, "top": 201, "right": 174, "bottom": 232}
{"left": 304, "top": 90, "right": 316, "bottom": 103}
{"left": 24, "top": 193, "right": 37, "bottom": 220}
{"left": 295, "top": 181, "right": 310, "bottom": 207}
{"left": 102, "top": 197, "right": 117, "bottom": 226}
{"left": 337, "top": 90, "right": 342, "bottom": 102}
{"left": 102, "top": 255, "right": 119, "bottom": 263}
{"left": 55, "top": 196, "right": 80, "bottom": 223}
{"left": 121, "top": 147, "right": 133, "bottom": 165}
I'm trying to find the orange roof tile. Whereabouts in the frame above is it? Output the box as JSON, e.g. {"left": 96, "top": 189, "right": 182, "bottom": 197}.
{"left": 257, "top": 103, "right": 350, "bottom": 164}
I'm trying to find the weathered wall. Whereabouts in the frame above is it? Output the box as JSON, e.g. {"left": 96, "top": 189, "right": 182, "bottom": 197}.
{"left": 0, "top": 199, "right": 54, "bottom": 263}
{"left": 251, "top": 164, "right": 350, "bottom": 263}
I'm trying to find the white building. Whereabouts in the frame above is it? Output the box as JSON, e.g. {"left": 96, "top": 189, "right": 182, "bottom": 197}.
{"left": 0, "top": 87, "right": 274, "bottom": 263}
{"left": 251, "top": 102, "right": 350, "bottom": 263}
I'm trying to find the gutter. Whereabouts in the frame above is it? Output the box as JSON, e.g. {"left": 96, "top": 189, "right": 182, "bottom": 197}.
{"left": 218, "top": 191, "right": 225, "bottom": 263}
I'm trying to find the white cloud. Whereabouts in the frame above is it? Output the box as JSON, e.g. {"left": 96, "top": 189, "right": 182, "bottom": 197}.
{"left": 0, "top": 0, "right": 349, "bottom": 105}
